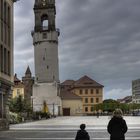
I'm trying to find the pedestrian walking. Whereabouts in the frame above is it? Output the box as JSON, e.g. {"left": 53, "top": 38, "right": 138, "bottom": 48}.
{"left": 75, "top": 124, "right": 90, "bottom": 140}
{"left": 107, "top": 108, "right": 128, "bottom": 140}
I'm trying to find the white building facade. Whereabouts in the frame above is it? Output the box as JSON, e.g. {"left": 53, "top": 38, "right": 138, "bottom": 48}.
{"left": 32, "top": 0, "right": 61, "bottom": 115}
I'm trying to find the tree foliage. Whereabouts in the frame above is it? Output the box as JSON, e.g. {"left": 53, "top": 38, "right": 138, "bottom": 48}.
{"left": 94, "top": 99, "right": 140, "bottom": 113}
{"left": 9, "top": 95, "right": 31, "bottom": 113}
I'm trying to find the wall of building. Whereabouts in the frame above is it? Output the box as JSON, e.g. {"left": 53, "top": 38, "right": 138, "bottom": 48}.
{"left": 61, "top": 99, "right": 83, "bottom": 116}
{"left": 12, "top": 87, "right": 24, "bottom": 99}
{"left": 33, "top": 82, "right": 62, "bottom": 115}
{"left": 22, "top": 75, "right": 34, "bottom": 106}
{"left": 33, "top": 36, "right": 59, "bottom": 83}
{"left": 132, "top": 79, "right": 140, "bottom": 103}
{"left": 0, "top": 0, "right": 14, "bottom": 121}
{"left": 0, "top": 0, "right": 14, "bottom": 82}
{"left": 73, "top": 88, "right": 103, "bottom": 114}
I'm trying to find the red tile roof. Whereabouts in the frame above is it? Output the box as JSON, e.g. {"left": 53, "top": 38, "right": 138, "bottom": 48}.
{"left": 74, "top": 75, "right": 104, "bottom": 88}
{"left": 60, "top": 90, "right": 82, "bottom": 100}
{"left": 61, "top": 80, "right": 75, "bottom": 85}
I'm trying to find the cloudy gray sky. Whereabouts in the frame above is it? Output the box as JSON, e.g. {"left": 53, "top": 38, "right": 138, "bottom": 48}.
{"left": 14, "top": 0, "right": 140, "bottom": 100}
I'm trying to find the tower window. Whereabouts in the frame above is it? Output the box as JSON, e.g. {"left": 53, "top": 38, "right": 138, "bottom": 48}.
{"left": 42, "top": 33, "right": 47, "bottom": 39}
{"left": 42, "top": 19, "right": 48, "bottom": 28}
{"left": 53, "top": 75, "right": 55, "bottom": 80}
{"left": 41, "top": 14, "right": 48, "bottom": 30}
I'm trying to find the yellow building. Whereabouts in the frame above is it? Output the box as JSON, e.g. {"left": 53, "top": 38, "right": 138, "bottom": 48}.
{"left": 61, "top": 75, "right": 104, "bottom": 115}
{"left": 60, "top": 90, "right": 83, "bottom": 116}
{"left": 12, "top": 74, "right": 24, "bottom": 99}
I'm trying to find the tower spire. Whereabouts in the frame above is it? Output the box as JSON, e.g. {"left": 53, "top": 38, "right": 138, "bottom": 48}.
{"left": 25, "top": 66, "right": 31, "bottom": 78}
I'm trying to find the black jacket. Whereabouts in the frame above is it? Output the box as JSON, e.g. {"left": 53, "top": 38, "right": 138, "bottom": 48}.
{"left": 75, "top": 129, "right": 90, "bottom": 140}
{"left": 107, "top": 117, "right": 128, "bottom": 140}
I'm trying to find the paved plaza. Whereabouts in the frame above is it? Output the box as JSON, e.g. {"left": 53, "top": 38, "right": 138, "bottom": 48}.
{"left": 9, "top": 116, "right": 140, "bottom": 130}
{"left": 0, "top": 116, "right": 140, "bottom": 140}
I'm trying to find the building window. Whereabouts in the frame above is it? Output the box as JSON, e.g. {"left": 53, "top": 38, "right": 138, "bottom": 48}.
{"left": 8, "top": 6, "right": 11, "bottom": 27}
{"left": 0, "top": 0, "right": 3, "bottom": 19}
{"left": 4, "top": 48, "right": 6, "bottom": 74}
{"left": 17, "top": 89, "right": 20, "bottom": 96}
{"left": 1, "top": 22, "right": 3, "bottom": 41}
{"left": 91, "top": 98, "right": 94, "bottom": 103}
{"left": 0, "top": 45, "right": 3, "bottom": 72}
{"left": 8, "top": 28, "right": 10, "bottom": 46}
{"left": 96, "top": 89, "right": 99, "bottom": 94}
{"left": 79, "top": 89, "right": 83, "bottom": 95}
{"left": 85, "top": 107, "right": 88, "bottom": 112}
{"left": 4, "top": 2, "right": 6, "bottom": 22}
{"left": 96, "top": 98, "right": 99, "bottom": 103}
{"left": 91, "top": 89, "right": 93, "bottom": 94}
{"left": 85, "top": 89, "right": 88, "bottom": 94}
{"left": 4, "top": 21, "right": 7, "bottom": 44}
{"left": 85, "top": 98, "right": 88, "bottom": 103}
{"left": 8, "top": 51, "right": 10, "bottom": 75}
{"left": 91, "top": 106, "right": 94, "bottom": 112}
{"left": 0, "top": 45, "right": 2, "bottom": 71}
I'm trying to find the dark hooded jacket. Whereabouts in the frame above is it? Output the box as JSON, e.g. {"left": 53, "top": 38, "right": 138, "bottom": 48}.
{"left": 107, "top": 116, "right": 128, "bottom": 140}
{"left": 75, "top": 129, "right": 90, "bottom": 140}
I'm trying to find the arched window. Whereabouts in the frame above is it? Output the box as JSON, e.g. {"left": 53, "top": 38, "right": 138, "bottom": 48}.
{"left": 41, "top": 14, "right": 48, "bottom": 30}
{"left": 43, "top": 20, "right": 48, "bottom": 27}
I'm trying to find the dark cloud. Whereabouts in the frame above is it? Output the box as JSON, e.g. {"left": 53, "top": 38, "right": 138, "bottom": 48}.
{"left": 14, "top": 0, "right": 140, "bottom": 99}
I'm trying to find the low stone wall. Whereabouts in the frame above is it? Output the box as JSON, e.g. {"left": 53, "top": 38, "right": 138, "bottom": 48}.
{"left": 0, "top": 119, "right": 9, "bottom": 130}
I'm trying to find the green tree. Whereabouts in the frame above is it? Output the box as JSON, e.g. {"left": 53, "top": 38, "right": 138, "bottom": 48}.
{"left": 9, "top": 95, "right": 31, "bottom": 113}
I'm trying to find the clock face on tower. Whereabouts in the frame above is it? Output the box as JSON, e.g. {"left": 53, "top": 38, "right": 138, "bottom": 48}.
{"left": 42, "top": 0, "right": 46, "bottom": 6}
